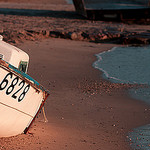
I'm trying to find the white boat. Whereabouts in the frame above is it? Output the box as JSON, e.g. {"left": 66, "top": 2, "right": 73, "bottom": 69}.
{"left": 0, "top": 36, "right": 29, "bottom": 73}
{"left": 0, "top": 37, "right": 49, "bottom": 137}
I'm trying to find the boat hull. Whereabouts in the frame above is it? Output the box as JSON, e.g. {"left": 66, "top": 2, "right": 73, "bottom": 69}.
{"left": 0, "top": 59, "right": 49, "bottom": 137}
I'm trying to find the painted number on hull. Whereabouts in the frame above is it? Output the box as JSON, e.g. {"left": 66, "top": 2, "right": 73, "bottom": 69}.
{"left": 0, "top": 72, "right": 30, "bottom": 102}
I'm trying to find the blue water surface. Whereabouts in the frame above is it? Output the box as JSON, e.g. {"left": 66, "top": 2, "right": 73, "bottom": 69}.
{"left": 93, "top": 46, "right": 150, "bottom": 150}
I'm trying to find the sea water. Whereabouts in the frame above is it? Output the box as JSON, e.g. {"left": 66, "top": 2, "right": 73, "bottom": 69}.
{"left": 93, "top": 46, "right": 150, "bottom": 150}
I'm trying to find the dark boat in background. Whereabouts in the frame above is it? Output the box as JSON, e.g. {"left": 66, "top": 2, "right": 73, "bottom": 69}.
{"left": 72, "top": 0, "right": 150, "bottom": 21}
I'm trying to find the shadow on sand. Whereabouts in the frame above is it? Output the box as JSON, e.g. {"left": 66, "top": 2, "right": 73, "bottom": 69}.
{"left": 0, "top": 8, "right": 83, "bottom": 19}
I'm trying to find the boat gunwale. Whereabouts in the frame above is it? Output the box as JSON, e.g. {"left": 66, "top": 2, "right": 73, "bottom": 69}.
{"left": 0, "top": 59, "right": 50, "bottom": 96}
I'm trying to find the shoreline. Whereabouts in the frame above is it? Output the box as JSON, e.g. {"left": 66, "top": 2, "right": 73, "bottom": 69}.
{"left": 93, "top": 45, "right": 150, "bottom": 149}
{"left": 0, "top": 38, "right": 148, "bottom": 150}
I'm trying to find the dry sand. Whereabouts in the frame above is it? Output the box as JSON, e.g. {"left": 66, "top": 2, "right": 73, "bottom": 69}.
{"left": 0, "top": 0, "right": 149, "bottom": 45}
{"left": 0, "top": 38, "right": 149, "bottom": 150}
{"left": 0, "top": 0, "right": 149, "bottom": 149}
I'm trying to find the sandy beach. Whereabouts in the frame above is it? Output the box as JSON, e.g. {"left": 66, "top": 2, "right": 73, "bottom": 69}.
{"left": 0, "top": 0, "right": 149, "bottom": 149}
{"left": 0, "top": 38, "right": 148, "bottom": 150}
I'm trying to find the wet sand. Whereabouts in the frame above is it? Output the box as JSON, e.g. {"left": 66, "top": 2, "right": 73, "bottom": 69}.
{"left": 0, "top": 0, "right": 149, "bottom": 149}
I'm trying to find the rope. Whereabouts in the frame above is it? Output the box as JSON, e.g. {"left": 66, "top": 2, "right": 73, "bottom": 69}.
{"left": 42, "top": 106, "right": 48, "bottom": 122}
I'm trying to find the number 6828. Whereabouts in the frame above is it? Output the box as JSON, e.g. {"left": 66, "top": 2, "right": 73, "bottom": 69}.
{"left": 0, "top": 72, "right": 30, "bottom": 102}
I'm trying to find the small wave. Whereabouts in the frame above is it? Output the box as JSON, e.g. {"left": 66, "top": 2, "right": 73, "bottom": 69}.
{"left": 93, "top": 47, "right": 131, "bottom": 83}
{"left": 93, "top": 46, "right": 150, "bottom": 85}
